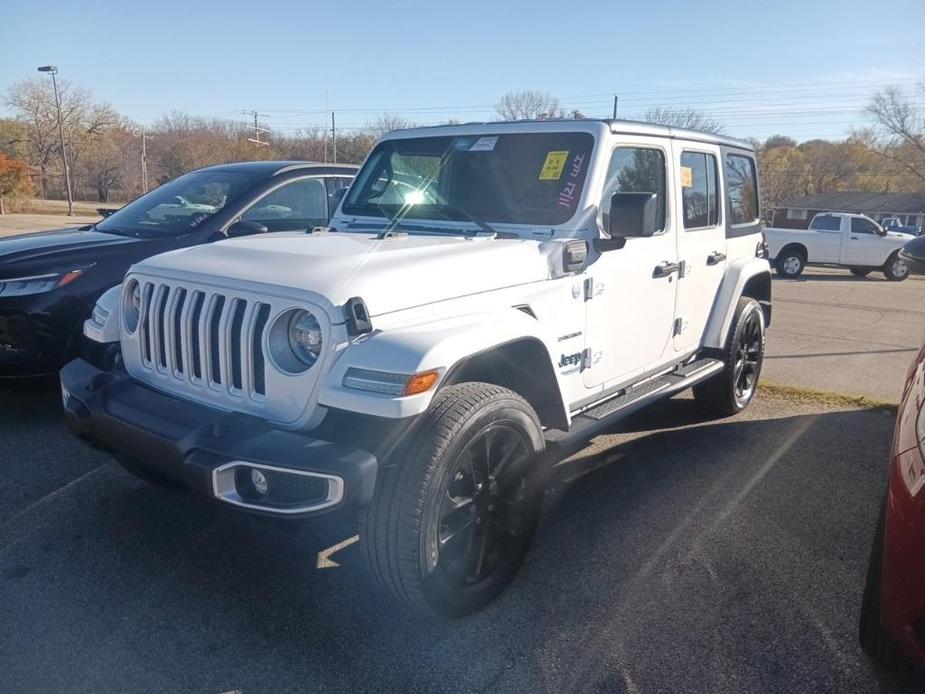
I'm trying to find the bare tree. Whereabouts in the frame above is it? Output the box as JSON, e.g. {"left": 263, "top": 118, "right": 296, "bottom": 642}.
{"left": 643, "top": 106, "right": 726, "bottom": 135}
{"left": 865, "top": 83, "right": 925, "bottom": 188}
{"left": 495, "top": 91, "right": 564, "bottom": 121}
{"left": 366, "top": 114, "right": 413, "bottom": 138}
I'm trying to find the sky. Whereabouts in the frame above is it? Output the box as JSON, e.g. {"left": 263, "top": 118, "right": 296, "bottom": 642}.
{"left": 1, "top": 0, "right": 923, "bottom": 143}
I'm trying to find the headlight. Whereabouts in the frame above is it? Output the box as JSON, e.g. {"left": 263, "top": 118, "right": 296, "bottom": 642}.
{"left": 268, "top": 309, "right": 323, "bottom": 374}
{"left": 0, "top": 267, "right": 89, "bottom": 297}
{"left": 123, "top": 280, "right": 142, "bottom": 334}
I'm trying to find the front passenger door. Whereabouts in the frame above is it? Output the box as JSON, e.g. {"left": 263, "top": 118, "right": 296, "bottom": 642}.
{"left": 846, "top": 217, "right": 884, "bottom": 266}
{"left": 583, "top": 143, "right": 678, "bottom": 390}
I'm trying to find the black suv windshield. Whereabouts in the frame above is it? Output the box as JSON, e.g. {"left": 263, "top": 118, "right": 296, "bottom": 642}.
{"left": 95, "top": 170, "right": 262, "bottom": 238}
{"left": 342, "top": 132, "right": 595, "bottom": 227}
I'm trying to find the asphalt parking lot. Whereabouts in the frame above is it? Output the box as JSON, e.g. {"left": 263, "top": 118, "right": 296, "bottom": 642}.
{"left": 2, "top": 261, "right": 924, "bottom": 693}
{"left": 1, "top": 386, "right": 922, "bottom": 693}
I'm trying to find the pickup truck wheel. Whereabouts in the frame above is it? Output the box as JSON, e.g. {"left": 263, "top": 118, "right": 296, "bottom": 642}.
{"left": 359, "top": 383, "right": 546, "bottom": 618}
{"left": 883, "top": 253, "right": 909, "bottom": 282}
{"left": 849, "top": 267, "right": 872, "bottom": 277}
{"left": 693, "top": 297, "right": 765, "bottom": 415}
{"left": 775, "top": 250, "right": 805, "bottom": 278}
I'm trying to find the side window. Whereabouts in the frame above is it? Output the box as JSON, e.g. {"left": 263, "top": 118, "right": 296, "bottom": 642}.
{"left": 851, "top": 218, "right": 879, "bottom": 235}
{"left": 241, "top": 178, "right": 328, "bottom": 231}
{"left": 680, "top": 151, "right": 719, "bottom": 229}
{"left": 601, "top": 147, "right": 667, "bottom": 233}
{"left": 810, "top": 215, "right": 841, "bottom": 232}
{"left": 725, "top": 154, "right": 759, "bottom": 226}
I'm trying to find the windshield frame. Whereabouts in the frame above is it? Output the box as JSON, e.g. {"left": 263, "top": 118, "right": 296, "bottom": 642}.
{"left": 339, "top": 129, "right": 600, "bottom": 232}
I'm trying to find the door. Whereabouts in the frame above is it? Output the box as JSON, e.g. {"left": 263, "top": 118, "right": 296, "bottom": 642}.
{"left": 845, "top": 216, "right": 885, "bottom": 266}
{"left": 583, "top": 142, "right": 678, "bottom": 389}
{"left": 806, "top": 214, "right": 843, "bottom": 263}
{"left": 673, "top": 146, "right": 726, "bottom": 354}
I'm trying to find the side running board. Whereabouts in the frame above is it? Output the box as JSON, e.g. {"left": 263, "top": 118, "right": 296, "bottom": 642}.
{"left": 545, "top": 358, "right": 723, "bottom": 450}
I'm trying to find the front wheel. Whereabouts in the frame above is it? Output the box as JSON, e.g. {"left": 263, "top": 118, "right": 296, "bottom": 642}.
{"left": 883, "top": 253, "right": 909, "bottom": 282}
{"left": 693, "top": 297, "right": 765, "bottom": 415}
{"left": 360, "top": 383, "right": 546, "bottom": 618}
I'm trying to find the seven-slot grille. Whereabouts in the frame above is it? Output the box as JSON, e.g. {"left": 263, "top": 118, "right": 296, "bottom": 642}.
{"left": 137, "top": 282, "right": 273, "bottom": 398}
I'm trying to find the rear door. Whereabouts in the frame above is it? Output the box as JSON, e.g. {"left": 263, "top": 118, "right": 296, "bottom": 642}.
{"left": 672, "top": 144, "right": 725, "bottom": 354}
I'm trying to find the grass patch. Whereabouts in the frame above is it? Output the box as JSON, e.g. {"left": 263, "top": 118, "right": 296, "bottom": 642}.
{"left": 759, "top": 380, "right": 898, "bottom": 413}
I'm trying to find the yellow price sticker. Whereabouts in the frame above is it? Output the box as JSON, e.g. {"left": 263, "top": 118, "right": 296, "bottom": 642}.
{"left": 539, "top": 151, "right": 569, "bottom": 180}
{"left": 680, "top": 165, "right": 693, "bottom": 188}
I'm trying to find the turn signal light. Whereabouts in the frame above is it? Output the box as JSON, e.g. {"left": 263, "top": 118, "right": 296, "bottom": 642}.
{"left": 405, "top": 370, "right": 439, "bottom": 396}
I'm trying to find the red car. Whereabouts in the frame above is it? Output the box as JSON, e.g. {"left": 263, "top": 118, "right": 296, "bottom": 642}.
{"left": 860, "top": 337, "right": 925, "bottom": 668}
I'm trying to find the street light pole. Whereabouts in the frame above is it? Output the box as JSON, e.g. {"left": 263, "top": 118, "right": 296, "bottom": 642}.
{"left": 37, "top": 65, "right": 74, "bottom": 216}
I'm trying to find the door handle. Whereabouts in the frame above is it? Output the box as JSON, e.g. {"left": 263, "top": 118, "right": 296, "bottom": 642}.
{"left": 850, "top": 236, "right": 859, "bottom": 240}
{"left": 652, "top": 261, "right": 681, "bottom": 278}
{"left": 706, "top": 251, "right": 726, "bottom": 266}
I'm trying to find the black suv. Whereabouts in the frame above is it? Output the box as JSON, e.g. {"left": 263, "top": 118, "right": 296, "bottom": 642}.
{"left": 0, "top": 161, "right": 356, "bottom": 380}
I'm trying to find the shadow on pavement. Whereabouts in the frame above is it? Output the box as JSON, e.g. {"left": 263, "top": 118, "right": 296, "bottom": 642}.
{"left": 1, "top": 396, "right": 921, "bottom": 693}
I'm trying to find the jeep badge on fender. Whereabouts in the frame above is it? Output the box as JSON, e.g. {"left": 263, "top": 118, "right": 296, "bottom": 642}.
{"left": 63, "top": 119, "right": 770, "bottom": 618}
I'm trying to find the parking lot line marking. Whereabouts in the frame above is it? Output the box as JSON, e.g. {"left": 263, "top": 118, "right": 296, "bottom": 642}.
{"left": 316, "top": 534, "right": 360, "bottom": 569}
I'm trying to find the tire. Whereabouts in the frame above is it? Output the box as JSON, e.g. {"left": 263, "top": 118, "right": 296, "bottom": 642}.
{"left": 360, "top": 382, "right": 546, "bottom": 618}
{"left": 849, "top": 267, "right": 872, "bottom": 277}
{"left": 693, "top": 297, "right": 765, "bottom": 415}
{"left": 859, "top": 493, "right": 903, "bottom": 667}
{"left": 883, "top": 252, "right": 910, "bottom": 282}
{"left": 775, "top": 249, "right": 805, "bottom": 278}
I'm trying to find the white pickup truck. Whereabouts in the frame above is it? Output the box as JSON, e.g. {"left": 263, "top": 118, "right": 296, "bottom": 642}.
{"left": 766, "top": 212, "right": 911, "bottom": 281}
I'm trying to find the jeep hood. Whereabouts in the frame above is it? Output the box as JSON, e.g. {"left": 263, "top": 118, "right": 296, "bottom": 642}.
{"left": 136, "top": 231, "right": 552, "bottom": 316}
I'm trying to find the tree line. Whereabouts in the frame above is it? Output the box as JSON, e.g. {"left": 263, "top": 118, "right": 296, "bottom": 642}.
{"left": 0, "top": 81, "right": 922, "bottom": 216}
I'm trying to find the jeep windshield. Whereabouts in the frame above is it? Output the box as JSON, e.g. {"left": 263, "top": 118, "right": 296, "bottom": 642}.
{"left": 342, "top": 132, "right": 594, "bottom": 227}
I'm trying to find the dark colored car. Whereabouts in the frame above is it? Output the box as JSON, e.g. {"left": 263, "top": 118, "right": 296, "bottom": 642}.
{"left": 859, "top": 323, "right": 925, "bottom": 669}
{"left": 900, "top": 235, "right": 925, "bottom": 276}
{"left": 0, "top": 162, "right": 356, "bottom": 380}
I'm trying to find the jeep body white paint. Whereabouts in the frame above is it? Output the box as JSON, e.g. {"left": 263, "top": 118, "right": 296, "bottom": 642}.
{"left": 63, "top": 119, "right": 771, "bottom": 617}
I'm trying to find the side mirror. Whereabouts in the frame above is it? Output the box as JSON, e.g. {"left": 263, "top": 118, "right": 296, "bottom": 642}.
{"left": 608, "top": 192, "right": 659, "bottom": 238}
{"left": 876, "top": 226, "right": 887, "bottom": 237}
{"left": 227, "top": 220, "right": 269, "bottom": 238}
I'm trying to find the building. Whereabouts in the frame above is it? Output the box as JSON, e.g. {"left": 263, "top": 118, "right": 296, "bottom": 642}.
{"left": 771, "top": 192, "right": 925, "bottom": 229}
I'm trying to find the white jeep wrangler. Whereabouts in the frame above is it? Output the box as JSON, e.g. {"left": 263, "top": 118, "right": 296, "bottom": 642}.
{"left": 63, "top": 120, "right": 771, "bottom": 617}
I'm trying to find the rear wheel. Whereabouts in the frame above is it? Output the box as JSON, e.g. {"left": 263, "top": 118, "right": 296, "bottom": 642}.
{"left": 360, "top": 383, "right": 546, "bottom": 618}
{"left": 849, "top": 267, "right": 872, "bottom": 277}
{"left": 694, "top": 297, "right": 765, "bottom": 415}
{"left": 883, "top": 253, "right": 909, "bottom": 282}
{"left": 775, "top": 249, "right": 805, "bottom": 278}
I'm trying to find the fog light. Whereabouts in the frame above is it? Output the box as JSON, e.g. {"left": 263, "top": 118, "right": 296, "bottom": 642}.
{"left": 251, "top": 468, "right": 268, "bottom": 496}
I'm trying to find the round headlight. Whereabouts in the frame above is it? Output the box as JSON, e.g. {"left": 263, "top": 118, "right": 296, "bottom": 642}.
{"left": 124, "top": 281, "right": 141, "bottom": 333}
{"left": 268, "top": 308, "right": 323, "bottom": 374}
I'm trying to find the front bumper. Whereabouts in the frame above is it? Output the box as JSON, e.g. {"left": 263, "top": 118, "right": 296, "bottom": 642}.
{"left": 0, "top": 291, "right": 90, "bottom": 378}
{"left": 61, "top": 359, "right": 378, "bottom": 518}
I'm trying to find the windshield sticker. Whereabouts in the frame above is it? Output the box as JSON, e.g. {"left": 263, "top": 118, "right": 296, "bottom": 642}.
{"left": 469, "top": 136, "right": 498, "bottom": 152}
{"left": 557, "top": 151, "right": 587, "bottom": 210}
{"left": 539, "top": 151, "right": 570, "bottom": 180}
{"left": 681, "top": 166, "right": 693, "bottom": 188}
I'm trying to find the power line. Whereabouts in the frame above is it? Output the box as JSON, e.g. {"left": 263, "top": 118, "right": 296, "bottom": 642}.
{"left": 242, "top": 109, "right": 270, "bottom": 147}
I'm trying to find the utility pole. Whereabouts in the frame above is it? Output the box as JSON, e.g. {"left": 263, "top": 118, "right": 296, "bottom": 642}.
{"left": 37, "top": 65, "right": 74, "bottom": 216}
{"left": 141, "top": 126, "right": 149, "bottom": 193}
{"left": 243, "top": 110, "right": 270, "bottom": 147}
{"left": 612, "top": 95, "right": 619, "bottom": 120}
{"left": 331, "top": 111, "right": 337, "bottom": 164}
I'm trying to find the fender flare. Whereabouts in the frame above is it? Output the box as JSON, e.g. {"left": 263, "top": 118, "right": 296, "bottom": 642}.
{"left": 318, "top": 307, "right": 568, "bottom": 424}
{"left": 702, "top": 258, "right": 771, "bottom": 350}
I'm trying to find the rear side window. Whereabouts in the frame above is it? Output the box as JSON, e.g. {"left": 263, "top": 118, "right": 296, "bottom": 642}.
{"left": 810, "top": 215, "right": 841, "bottom": 231}
{"left": 601, "top": 147, "right": 667, "bottom": 233}
{"left": 725, "top": 154, "right": 759, "bottom": 225}
{"left": 680, "top": 151, "right": 719, "bottom": 229}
